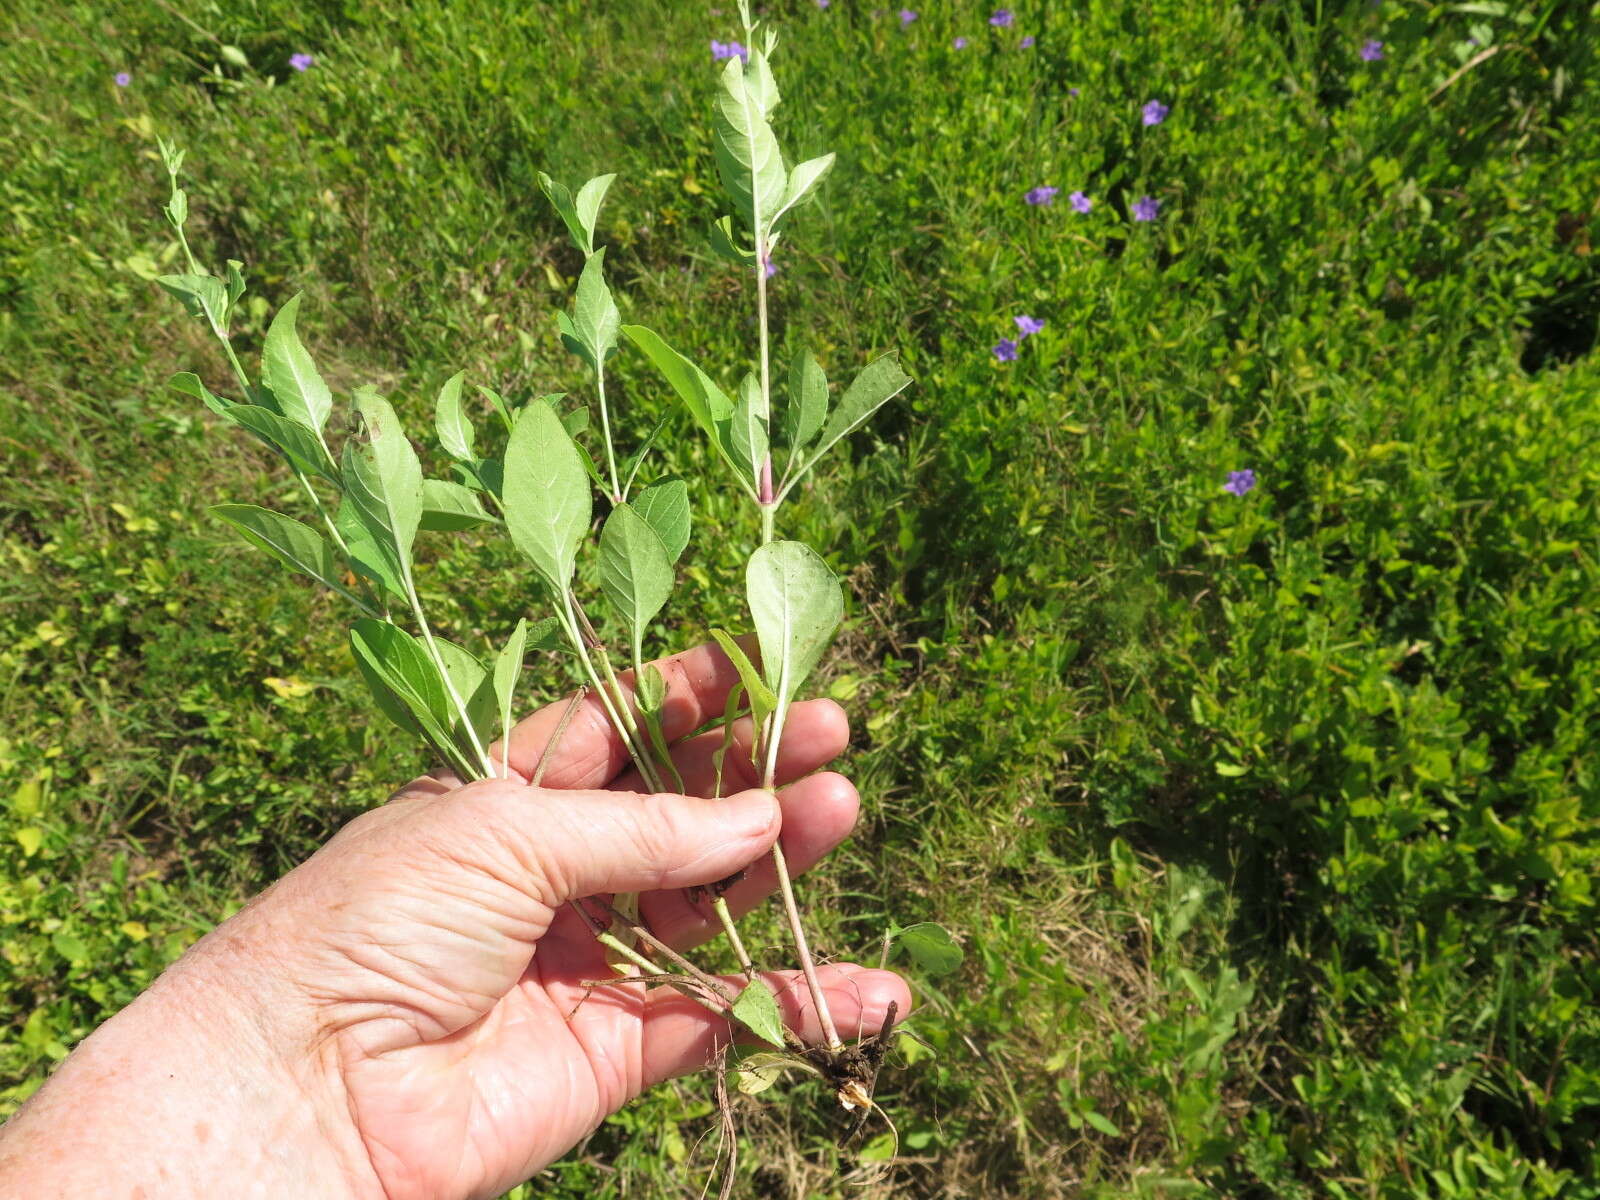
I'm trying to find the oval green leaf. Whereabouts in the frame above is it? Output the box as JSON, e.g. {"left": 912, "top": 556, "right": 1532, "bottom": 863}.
{"left": 502, "top": 399, "right": 592, "bottom": 596}
{"left": 746, "top": 540, "right": 843, "bottom": 704}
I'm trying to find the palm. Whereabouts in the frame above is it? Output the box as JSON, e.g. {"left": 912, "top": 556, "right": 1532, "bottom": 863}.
{"left": 303, "top": 644, "right": 905, "bottom": 1200}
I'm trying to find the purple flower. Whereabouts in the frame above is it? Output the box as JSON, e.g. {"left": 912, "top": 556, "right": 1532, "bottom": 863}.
{"left": 1360, "top": 39, "right": 1384, "bottom": 61}
{"left": 899, "top": 8, "right": 918, "bottom": 26}
{"left": 1014, "top": 314, "right": 1045, "bottom": 337}
{"left": 763, "top": 256, "right": 777, "bottom": 278}
{"left": 1142, "top": 99, "right": 1169, "bottom": 126}
{"left": 1223, "top": 469, "right": 1256, "bottom": 497}
{"left": 1020, "top": 35, "right": 1035, "bottom": 48}
{"left": 288, "top": 52, "right": 314, "bottom": 72}
{"left": 817, "top": 0, "right": 831, "bottom": 6}
{"left": 952, "top": 36, "right": 968, "bottom": 49}
{"left": 113, "top": 71, "right": 132, "bottom": 87}
{"left": 1025, "top": 185, "right": 1060, "bottom": 206}
{"left": 1068, "top": 86, "right": 1080, "bottom": 97}
{"left": 711, "top": 40, "right": 750, "bottom": 62}
{"left": 1069, "top": 190, "right": 1092, "bottom": 213}
{"left": 1132, "top": 195, "right": 1160, "bottom": 222}
{"left": 992, "top": 339, "right": 1018, "bottom": 362}
{"left": 990, "top": 8, "right": 1014, "bottom": 25}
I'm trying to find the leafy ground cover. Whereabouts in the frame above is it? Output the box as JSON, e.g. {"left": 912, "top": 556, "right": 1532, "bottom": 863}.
{"left": 2, "top": 1, "right": 1598, "bottom": 1195}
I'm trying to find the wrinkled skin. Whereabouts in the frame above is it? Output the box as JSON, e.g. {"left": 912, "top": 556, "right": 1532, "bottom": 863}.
{"left": 0, "top": 641, "right": 909, "bottom": 1200}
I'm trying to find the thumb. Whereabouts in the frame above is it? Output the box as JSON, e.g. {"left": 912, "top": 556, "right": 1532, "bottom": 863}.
{"left": 435, "top": 781, "right": 781, "bottom": 905}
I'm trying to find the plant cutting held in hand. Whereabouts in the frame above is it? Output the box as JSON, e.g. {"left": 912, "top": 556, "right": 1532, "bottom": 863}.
{"left": 620, "top": 0, "right": 964, "bottom": 1118}
{"left": 150, "top": 0, "right": 958, "bottom": 1165}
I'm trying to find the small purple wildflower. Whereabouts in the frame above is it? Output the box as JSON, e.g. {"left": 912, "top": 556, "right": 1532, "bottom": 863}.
{"left": 1223, "top": 469, "right": 1257, "bottom": 497}
{"left": 711, "top": 40, "right": 750, "bottom": 62}
{"left": 288, "top": 52, "right": 314, "bottom": 72}
{"left": 763, "top": 256, "right": 777, "bottom": 279}
{"left": 990, "top": 8, "right": 1014, "bottom": 26}
{"left": 899, "top": 8, "right": 918, "bottom": 26}
{"left": 1014, "top": 314, "right": 1045, "bottom": 337}
{"left": 952, "top": 36, "right": 968, "bottom": 49}
{"left": 993, "top": 339, "right": 1019, "bottom": 362}
{"left": 1132, "top": 195, "right": 1160, "bottom": 222}
{"left": 113, "top": 71, "right": 132, "bottom": 87}
{"left": 1068, "top": 86, "right": 1080, "bottom": 97}
{"left": 1360, "top": 39, "right": 1384, "bottom": 61}
{"left": 1069, "top": 190, "right": 1092, "bottom": 214}
{"left": 816, "top": 0, "right": 830, "bottom": 7}
{"left": 1142, "top": 99, "right": 1169, "bottom": 126}
{"left": 1025, "top": 185, "right": 1060, "bottom": 206}
{"left": 1019, "top": 35, "right": 1035, "bottom": 48}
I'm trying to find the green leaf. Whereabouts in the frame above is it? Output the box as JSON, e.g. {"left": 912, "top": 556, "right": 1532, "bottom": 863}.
{"left": 419, "top": 479, "right": 494, "bottom": 531}
{"left": 502, "top": 399, "right": 592, "bottom": 595}
{"left": 730, "top": 979, "right": 786, "bottom": 1049}
{"left": 170, "top": 371, "right": 234, "bottom": 418}
{"left": 599, "top": 502, "right": 674, "bottom": 663}
{"left": 708, "top": 215, "right": 756, "bottom": 266}
{"left": 529, "top": 616, "right": 563, "bottom": 651}
{"left": 745, "top": 47, "right": 780, "bottom": 116}
{"left": 571, "top": 248, "right": 621, "bottom": 367}
{"left": 260, "top": 293, "right": 333, "bottom": 434}
{"left": 434, "top": 370, "right": 475, "bottom": 460}
{"left": 709, "top": 629, "right": 777, "bottom": 730}
{"left": 712, "top": 681, "right": 746, "bottom": 800}
{"left": 539, "top": 171, "right": 615, "bottom": 257}
{"left": 226, "top": 404, "right": 339, "bottom": 483}
{"left": 636, "top": 662, "right": 667, "bottom": 717}
{"left": 493, "top": 617, "right": 529, "bottom": 755}
{"left": 782, "top": 350, "right": 827, "bottom": 454}
{"left": 772, "top": 153, "right": 835, "bottom": 230}
{"left": 434, "top": 636, "right": 499, "bottom": 751}
{"left": 224, "top": 260, "right": 246, "bottom": 310}
{"left": 730, "top": 1049, "right": 823, "bottom": 1095}
{"left": 574, "top": 174, "right": 616, "bottom": 249}
{"left": 156, "top": 272, "right": 227, "bottom": 335}
{"left": 633, "top": 479, "right": 691, "bottom": 563}
{"left": 746, "top": 541, "right": 842, "bottom": 704}
{"left": 892, "top": 922, "right": 963, "bottom": 977}
{"left": 730, "top": 372, "right": 769, "bottom": 484}
{"left": 336, "top": 496, "right": 405, "bottom": 600}
{"left": 477, "top": 384, "right": 513, "bottom": 431}
{"left": 712, "top": 56, "right": 788, "bottom": 238}
{"left": 561, "top": 405, "right": 589, "bottom": 438}
{"left": 349, "top": 618, "right": 454, "bottom": 753}
{"left": 210, "top": 504, "right": 366, "bottom": 608}
{"left": 1084, "top": 1111, "right": 1122, "bottom": 1138}
{"left": 620, "top": 415, "right": 671, "bottom": 496}
{"left": 783, "top": 354, "right": 911, "bottom": 498}
{"left": 620, "top": 324, "right": 749, "bottom": 493}
{"left": 341, "top": 393, "right": 424, "bottom": 577}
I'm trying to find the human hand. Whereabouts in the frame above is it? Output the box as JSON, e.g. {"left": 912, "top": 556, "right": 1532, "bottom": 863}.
{"left": 0, "top": 640, "right": 908, "bottom": 1200}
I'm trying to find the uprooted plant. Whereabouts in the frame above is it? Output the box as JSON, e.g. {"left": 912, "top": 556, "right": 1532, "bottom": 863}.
{"left": 151, "top": 0, "right": 959, "bottom": 1168}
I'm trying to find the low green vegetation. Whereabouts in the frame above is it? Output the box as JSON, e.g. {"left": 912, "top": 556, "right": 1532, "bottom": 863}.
{"left": 2, "top": 1, "right": 1596, "bottom": 1196}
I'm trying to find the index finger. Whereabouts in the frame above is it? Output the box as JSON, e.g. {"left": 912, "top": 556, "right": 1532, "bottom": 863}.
{"left": 492, "top": 638, "right": 747, "bottom": 790}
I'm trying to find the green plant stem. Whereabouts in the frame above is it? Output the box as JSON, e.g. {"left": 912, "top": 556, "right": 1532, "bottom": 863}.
{"left": 208, "top": 309, "right": 366, "bottom": 588}
{"left": 747, "top": 342, "right": 843, "bottom": 1049}
{"left": 558, "top": 592, "right": 661, "bottom": 791}
{"left": 755, "top": 234, "right": 772, "bottom": 430}
{"left": 712, "top": 896, "right": 756, "bottom": 980}
{"left": 596, "top": 366, "right": 621, "bottom": 503}
{"left": 402, "top": 568, "right": 493, "bottom": 780}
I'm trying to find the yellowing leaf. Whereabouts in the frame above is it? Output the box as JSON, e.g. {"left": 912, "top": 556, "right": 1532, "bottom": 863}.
{"left": 264, "top": 675, "right": 318, "bottom": 700}
{"left": 119, "top": 921, "right": 149, "bottom": 942}
{"left": 14, "top": 827, "right": 43, "bottom": 856}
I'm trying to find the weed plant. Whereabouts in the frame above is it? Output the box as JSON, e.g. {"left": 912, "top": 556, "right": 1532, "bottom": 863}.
{"left": 2, "top": 1, "right": 1599, "bottom": 1196}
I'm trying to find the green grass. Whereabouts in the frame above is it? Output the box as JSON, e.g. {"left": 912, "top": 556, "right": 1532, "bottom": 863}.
{"left": 4, "top": 0, "right": 1599, "bottom": 1195}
